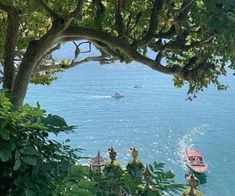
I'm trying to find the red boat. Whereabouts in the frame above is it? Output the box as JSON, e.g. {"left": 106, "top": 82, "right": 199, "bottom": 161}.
{"left": 185, "top": 149, "right": 208, "bottom": 174}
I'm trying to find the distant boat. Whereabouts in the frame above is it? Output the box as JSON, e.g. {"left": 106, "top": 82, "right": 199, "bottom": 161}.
{"left": 184, "top": 149, "right": 208, "bottom": 174}
{"left": 111, "top": 92, "right": 124, "bottom": 98}
{"left": 133, "top": 84, "right": 142, "bottom": 88}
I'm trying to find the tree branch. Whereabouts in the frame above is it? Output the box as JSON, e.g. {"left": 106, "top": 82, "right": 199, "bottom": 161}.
{"left": 63, "top": 26, "right": 175, "bottom": 75}
{"left": 171, "top": 0, "right": 195, "bottom": 35}
{"left": 68, "top": 0, "right": 84, "bottom": 18}
{"left": 156, "top": 26, "right": 175, "bottom": 39}
{"left": 93, "top": 0, "right": 105, "bottom": 29}
{"left": 114, "top": 0, "right": 125, "bottom": 37}
{"left": 36, "top": 0, "right": 58, "bottom": 18}
{"left": 128, "top": 11, "right": 142, "bottom": 34}
{"left": 70, "top": 55, "right": 111, "bottom": 67}
{"left": 145, "top": 0, "right": 164, "bottom": 41}
{"left": 35, "top": 43, "right": 61, "bottom": 71}
{"left": 155, "top": 51, "right": 162, "bottom": 64}
{"left": 177, "top": 0, "right": 195, "bottom": 20}
{"left": 133, "top": 0, "right": 164, "bottom": 47}
{"left": 149, "top": 35, "right": 214, "bottom": 54}
{"left": 183, "top": 56, "right": 198, "bottom": 72}
{"left": 162, "top": 36, "right": 214, "bottom": 52}
{"left": 72, "top": 41, "right": 91, "bottom": 60}
{"left": 93, "top": 41, "right": 120, "bottom": 59}
{"left": 37, "top": 54, "right": 112, "bottom": 73}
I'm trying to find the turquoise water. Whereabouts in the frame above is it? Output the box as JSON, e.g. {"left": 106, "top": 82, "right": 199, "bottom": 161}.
{"left": 25, "top": 45, "right": 235, "bottom": 195}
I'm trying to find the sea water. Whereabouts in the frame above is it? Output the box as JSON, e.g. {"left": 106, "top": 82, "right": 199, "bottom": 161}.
{"left": 25, "top": 44, "right": 235, "bottom": 196}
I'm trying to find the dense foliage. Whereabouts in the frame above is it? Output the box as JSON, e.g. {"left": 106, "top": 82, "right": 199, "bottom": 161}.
{"left": 61, "top": 161, "right": 184, "bottom": 196}
{"left": 0, "top": 0, "right": 235, "bottom": 106}
{"left": 0, "top": 93, "right": 79, "bottom": 195}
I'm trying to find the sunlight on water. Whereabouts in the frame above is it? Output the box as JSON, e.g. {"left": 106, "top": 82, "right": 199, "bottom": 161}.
{"left": 26, "top": 61, "right": 235, "bottom": 196}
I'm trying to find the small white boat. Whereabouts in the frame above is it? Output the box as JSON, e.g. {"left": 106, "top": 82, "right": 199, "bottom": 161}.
{"left": 111, "top": 92, "right": 124, "bottom": 98}
{"left": 133, "top": 84, "right": 142, "bottom": 88}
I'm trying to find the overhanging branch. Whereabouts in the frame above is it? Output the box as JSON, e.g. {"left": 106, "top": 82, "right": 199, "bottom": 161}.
{"left": 162, "top": 36, "right": 214, "bottom": 52}
{"left": 36, "top": 54, "right": 112, "bottom": 73}
{"left": 72, "top": 41, "right": 91, "bottom": 61}
{"left": 92, "top": 41, "right": 120, "bottom": 60}
{"left": 62, "top": 26, "right": 175, "bottom": 75}
{"left": 70, "top": 55, "right": 112, "bottom": 67}
{"left": 35, "top": 43, "right": 61, "bottom": 71}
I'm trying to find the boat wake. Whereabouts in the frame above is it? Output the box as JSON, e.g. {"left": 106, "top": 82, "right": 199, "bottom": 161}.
{"left": 175, "top": 124, "right": 208, "bottom": 170}
{"left": 88, "top": 95, "right": 112, "bottom": 99}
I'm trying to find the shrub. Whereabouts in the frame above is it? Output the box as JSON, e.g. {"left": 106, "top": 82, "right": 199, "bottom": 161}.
{"left": 62, "top": 161, "right": 184, "bottom": 196}
{"left": 0, "top": 93, "right": 79, "bottom": 195}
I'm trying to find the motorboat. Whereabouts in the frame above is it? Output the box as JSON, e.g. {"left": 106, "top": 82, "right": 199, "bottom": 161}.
{"left": 184, "top": 149, "right": 207, "bottom": 174}
{"left": 111, "top": 92, "right": 124, "bottom": 98}
{"left": 133, "top": 84, "right": 142, "bottom": 88}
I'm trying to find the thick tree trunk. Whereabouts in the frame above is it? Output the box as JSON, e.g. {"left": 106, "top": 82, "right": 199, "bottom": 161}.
{"left": 11, "top": 20, "right": 72, "bottom": 107}
{"left": 11, "top": 41, "right": 49, "bottom": 106}
{"left": 3, "top": 11, "right": 19, "bottom": 90}
{"left": 11, "top": 39, "right": 59, "bottom": 106}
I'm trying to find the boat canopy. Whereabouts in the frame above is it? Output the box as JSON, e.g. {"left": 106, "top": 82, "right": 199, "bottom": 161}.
{"left": 185, "top": 150, "right": 202, "bottom": 157}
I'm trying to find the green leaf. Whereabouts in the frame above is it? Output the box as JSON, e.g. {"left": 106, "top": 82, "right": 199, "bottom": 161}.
{"left": 21, "top": 156, "right": 37, "bottom": 165}
{"left": 149, "top": 164, "right": 154, "bottom": 172}
{"left": 166, "top": 171, "right": 175, "bottom": 179}
{"left": 0, "top": 121, "right": 7, "bottom": 129}
{"left": 0, "top": 128, "right": 10, "bottom": 140}
{"left": 15, "top": 150, "right": 21, "bottom": 159}
{"left": 153, "top": 162, "right": 164, "bottom": 170}
{"left": 36, "top": 102, "right": 41, "bottom": 109}
{"left": 22, "top": 146, "right": 38, "bottom": 156}
{"left": 25, "top": 189, "right": 36, "bottom": 196}
{"left": 13, "top": 159, "right": 21, "bottom": 171}
{"left": 0, "top": 142, "right": 12, "bottom": 161}
{"left": 67, "top": 187, "right": 93, "bottom": 196}
{"left": 77, "top": 178, "right": 95, "bottom": 189}
{"left": 43, "top": 114, "right": 68, "bottom": 127}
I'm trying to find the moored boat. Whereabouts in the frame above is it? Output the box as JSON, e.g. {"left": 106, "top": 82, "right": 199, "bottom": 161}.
{"left": 185, "top": 149, "right": 207, "bottom": 174}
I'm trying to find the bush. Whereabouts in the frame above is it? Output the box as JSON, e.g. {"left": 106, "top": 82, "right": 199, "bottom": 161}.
{"left": 0, "top": 93, "right": 79, "bottom": 195}
{"left": 62, "top": 161, "right": 185, "bottom": 196}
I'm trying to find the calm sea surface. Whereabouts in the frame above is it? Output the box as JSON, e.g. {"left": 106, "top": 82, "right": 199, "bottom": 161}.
{"left": 25, "top": 44, "right": 235, "bottom": 195}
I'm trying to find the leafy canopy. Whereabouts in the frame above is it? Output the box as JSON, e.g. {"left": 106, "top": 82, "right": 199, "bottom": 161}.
{"left": 0, "top": 0, "right": 235, "bottom": 97}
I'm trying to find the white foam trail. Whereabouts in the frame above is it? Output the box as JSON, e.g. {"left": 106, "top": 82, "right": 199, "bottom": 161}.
{"left": 88, "top": 95, "right": 112, "bottom": 99}
{"left": 175, "top": 124, "right": 209, "bottom": 169}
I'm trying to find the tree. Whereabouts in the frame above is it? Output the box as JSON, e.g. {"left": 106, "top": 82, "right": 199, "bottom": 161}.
{"left": 0, "top": 0, "right": 235, "bottom": 106}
